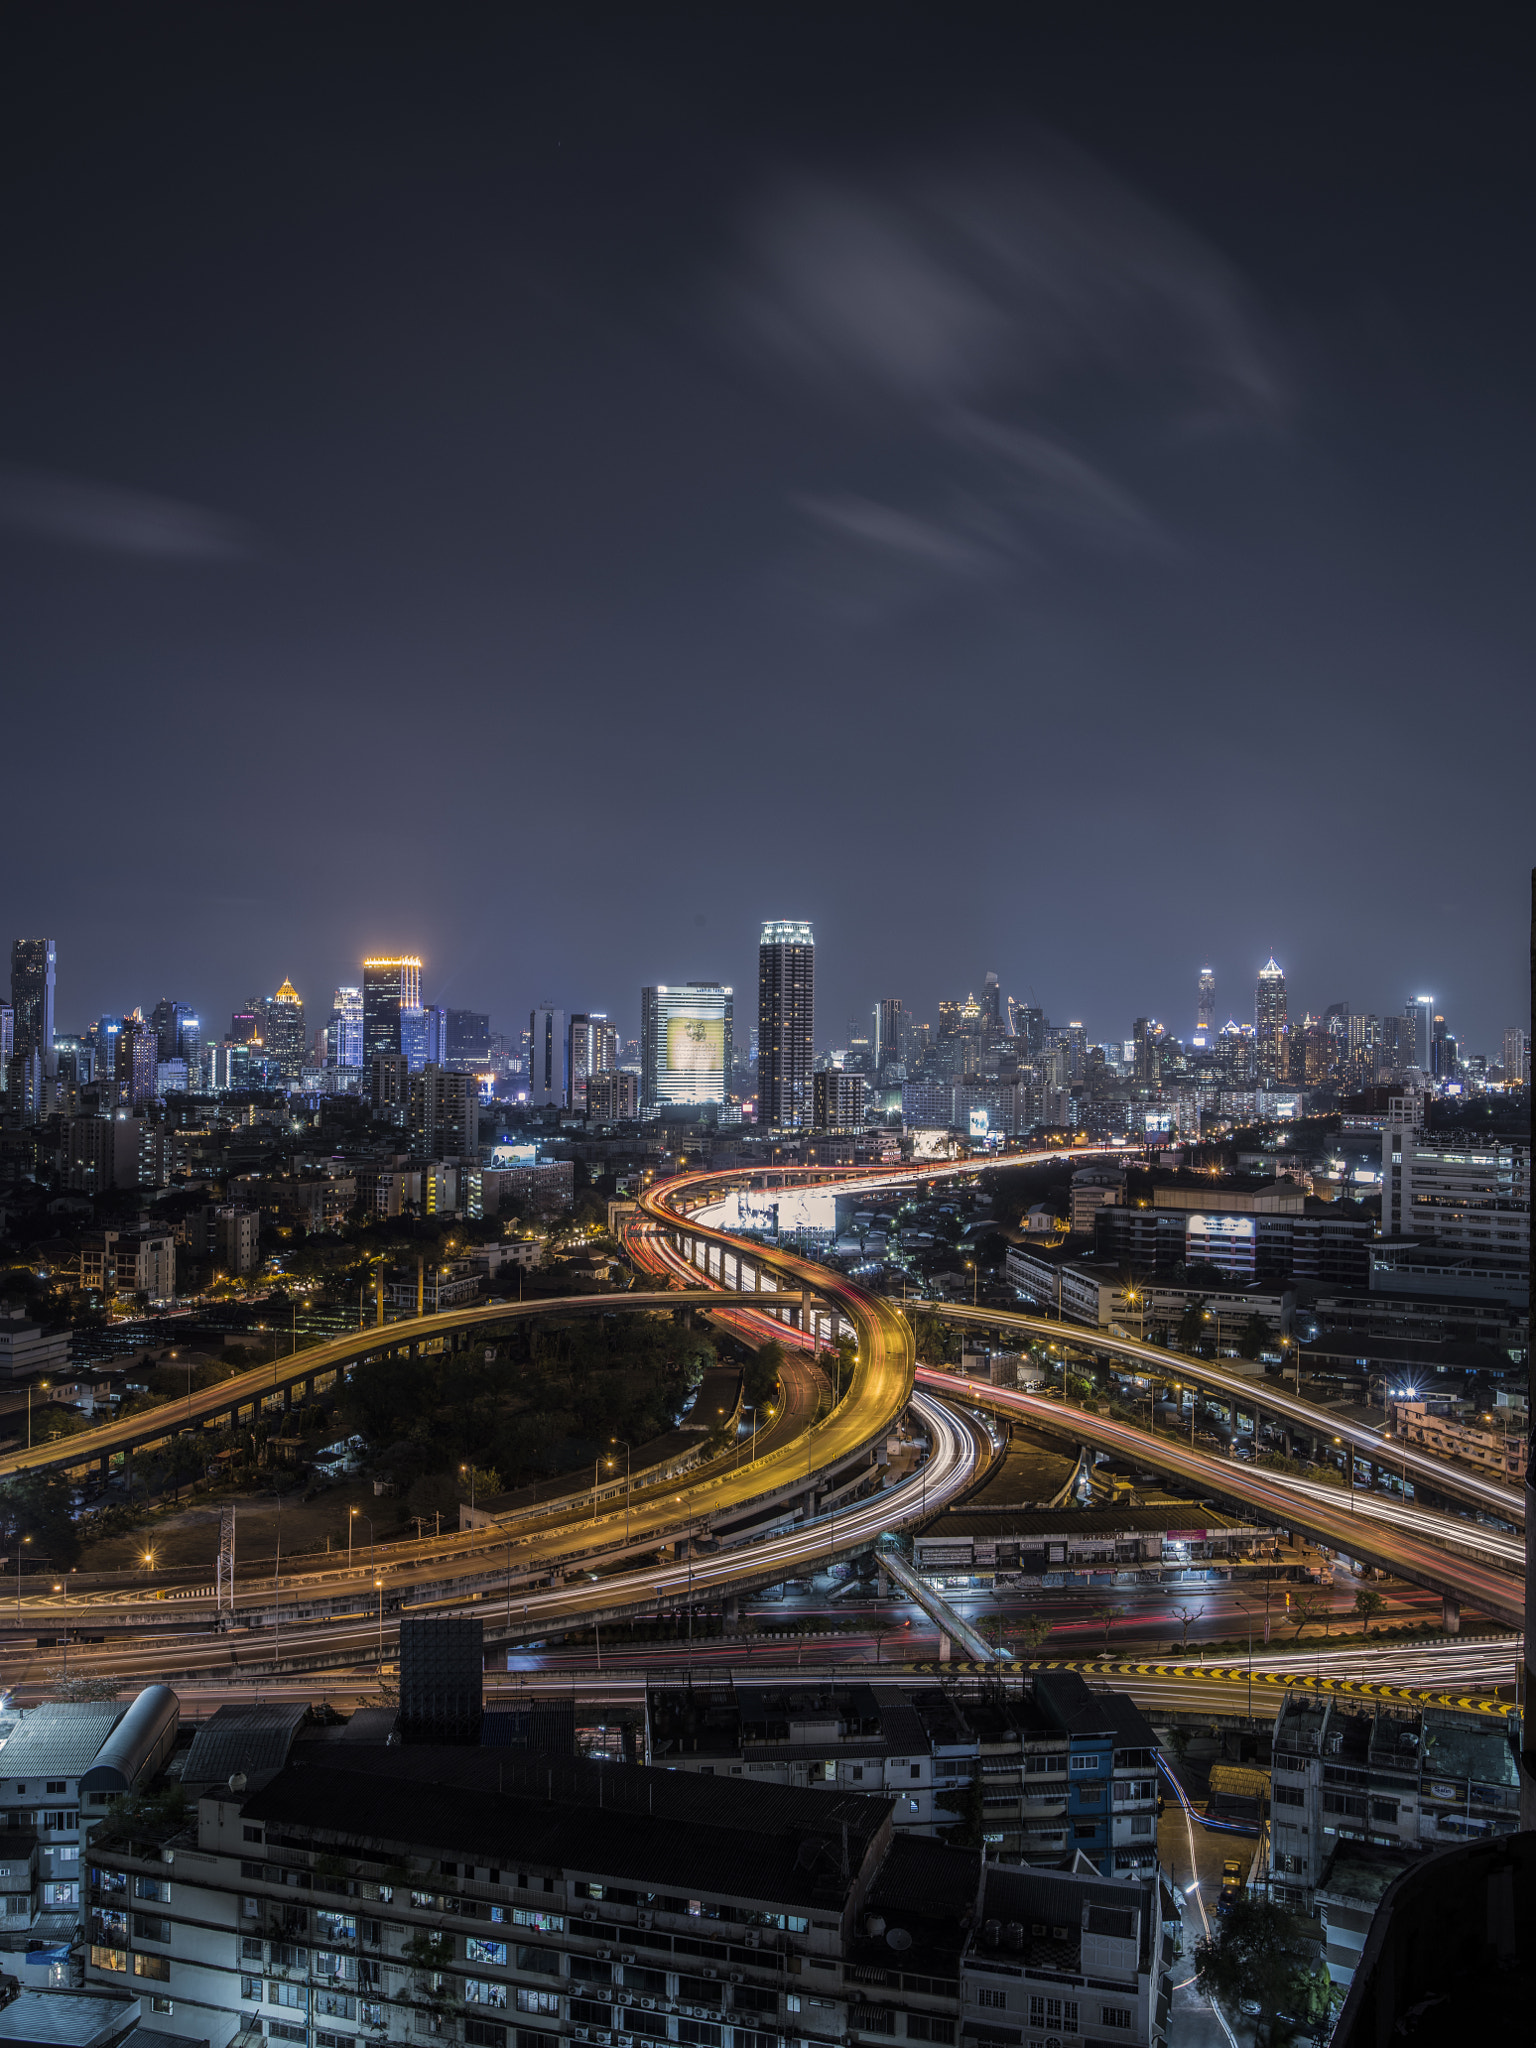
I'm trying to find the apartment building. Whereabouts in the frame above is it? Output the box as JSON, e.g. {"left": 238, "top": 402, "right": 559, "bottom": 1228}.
{"left": 646, "top": 1676, "right": 1161, "bottom": 1881}
{"left": 1267, "top": 1693, "right": 1522, "bottom": 1909}
{"left": 1380, "top": 1103, "right": 1529, "bottom": 1266}
{"left": 84, "top": 1737, "right": 1171, "bottom": 2048}
{"left": 1387, "top": 1399, "right": 1527, "bottom": 1482}
{"left": 1, "top": 1687, "right": 177, "bottom": 1962}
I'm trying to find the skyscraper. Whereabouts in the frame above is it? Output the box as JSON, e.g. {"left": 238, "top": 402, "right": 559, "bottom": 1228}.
{"left": 1410, "top": 995, "right": 1434, "bottom": 1073}
{"left": 529, "top": 1006, "right": 568, "bottom": 1108}
{"left": 874, "top": 997, "right": 904, "bottom": 1071}
{"left": 640, "top": 986, "right": 732, "bottom": 1114}
{"left": 10, "top": 938, "right": 55, "bottom": 1060}
{"left": 115, "top": 1011, "right": 156, "bottom": 1107}
{"left": 260, "top": 979, "right": 306, "bottom": 1081}
{"left": 363, "top": 957, "right": 422, "bottom": 1064}
{"left": 1255, "top": 956, "right": 1288, "bottom": 1083}
{"left": 1502, "top": 1027, "right": 1529, "bottom": 1084}
{"left": 568, "top": 1011, "right": 620, "bottom": 1112}
{"left": 150, "top": 997, "right": 195, "bottom": 1063}
{"left": 445, "top": 1010, "right": 491, "bottom": 1073}
{"left": 1196, "top": 967, "right": 1215, "bottom": 1043}
{"left": 332, "top": 987, "right": 364, "bottom": 1068}
{"left": 757, "top": 920, "right": 814, "bottom": 1131}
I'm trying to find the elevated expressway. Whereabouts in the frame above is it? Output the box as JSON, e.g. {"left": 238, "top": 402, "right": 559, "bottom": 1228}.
{"left": 924, "top": 1303, "right": 1525, "bottom": 1526}
{"left": 921, "top": 1369, "right": 1524, "bottom": 1632}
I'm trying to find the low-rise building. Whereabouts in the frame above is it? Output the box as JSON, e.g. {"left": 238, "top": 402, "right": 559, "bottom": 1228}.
{"left": 0, "top": 1308, "right": 71, "bottom": 1382}
{"left": 1386, "top": 1398, "right": 1527, "bottom": 1482}
{"left": 1268, "top": 1693, "right": 1523, "bottom": 1909}
{"left": 913, "top": 1504, "right": 1281, "bottom": 1578}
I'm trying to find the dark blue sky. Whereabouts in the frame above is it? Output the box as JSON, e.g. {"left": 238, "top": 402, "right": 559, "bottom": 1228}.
{"left": 2, "top": 9, "right": 1530, "bottom": 1054}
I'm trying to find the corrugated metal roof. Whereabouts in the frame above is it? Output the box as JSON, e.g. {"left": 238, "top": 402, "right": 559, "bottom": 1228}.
{"left": 919, "top": 1504, "right": 1256, "bottom": 1539}
{"left": 0, "top": 1701, "right": 123, "bottom": 1778}
{"left": 182, "top": 1703, "right": 308, "bottom": 1790}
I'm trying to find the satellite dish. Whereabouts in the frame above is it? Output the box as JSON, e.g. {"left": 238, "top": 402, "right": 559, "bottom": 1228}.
{"left": 228, "top": 1772, "right": 247, "bottom": 1793}
{"left": 886, "top": 1928, "right": 913, "bottom": 1952}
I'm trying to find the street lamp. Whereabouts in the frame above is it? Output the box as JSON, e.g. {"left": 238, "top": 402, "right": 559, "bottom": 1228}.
{"left": 348, "top": 1506, "right": 359, "bottom": 1570}
{"left": 608, "top": 1440, "right": 632, "bottom": 1546}
{"left": 374, "top": 1575, "right": 384, "bottom": 1664}
{"left": 460, "top": 1463, "right": 478, "bottom": 1514}
{"left": 142, "top": 1547, "right": 156, "bottom": 1578}
{"left": 26, "top": 1379, "right": 49, "bottom": 1452}
{"left": 15, "top": 1534, "right": 30, "bottom": 1622}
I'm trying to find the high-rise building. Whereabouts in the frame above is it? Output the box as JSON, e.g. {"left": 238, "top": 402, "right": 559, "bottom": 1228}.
{"left": 814, "top": 1067, "right": 865, "bottom": 1131}
{"left": 1409, "top": 995, "right": 1434, "bottom": 1073}
{"left": 331, "top": 986, "right": 363, "bottom": 1068}
{"left": 1195, "top": 967, "right": 1215, "bottom": 1044}
{"left": 980, "top": 971, "right": 1004, "bottom": 1042}
{"left": 1013, "top": 1003, "right": 1045, "bottom": 1059}
{"left": 874, "top": 997, "right": 904, "bottom": 1071}
{"left": 1502, "top": 1027, "right": 1529, "bottom": 1084}
{"left": 400, "top": 1005, "right": 428, "bottom": 1072}
{"left": 0, "top": 1006, "right": 12, "bottom": 1073}
{"left": 568, "top": 1011, "right": 618, "bottom": 1111}
{"left": 149, "top": 997, "right": 195, "bottom": 1063}
{"left": 757, "top": 920, "right": 814, "bottom": 1131}
{"left": 641, "top": 985, "right": 733, "bottom": 1113}
{"left": 422, "top": 1005, "right": 448, "bottom": 1067}
{"left": 362, "top": 957, "right": 422, "bottom": 1065}
{"left": 408, "top": 1064, "right": 480, "bottom": 1159}
{"left": 1255, "top": 955, "right": 1288, "bottom": 1082}
{"left": 9, "top": 938, "right": 55, "bottom": 1061}
{"left": 115, "top": 1011, "right": 156, "bottom": 1107}
{"left": 529, "top": 1005, "right": 568, "bottom": 1108}
{"left": 445, "top": 1009, "right": 491, "bottom": 1073}
{"left": 587, "top": 1069, "right": 639, "bottom": 1120}
{"left": 258, "top": 979, "right": 306, "bottom": 1081}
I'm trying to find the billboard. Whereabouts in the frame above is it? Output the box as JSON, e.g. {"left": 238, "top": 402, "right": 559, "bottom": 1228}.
{"left": 666, "top": 1014, "right": 724, "bottom": 1077}
{"left": 1186, "top": 1213, "right": 1256, "bottom": 1275}
{"left": 968, "top": 1107, "right": 991, "bottom": 1138}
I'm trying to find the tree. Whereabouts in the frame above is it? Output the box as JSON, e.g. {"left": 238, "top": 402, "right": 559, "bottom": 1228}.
{"left": 1353, "top": 1586, "right": 1385, "bottom": 1631}
{"left": 743, "top": 1340, "right": 784, "bottom": 1411}
{"left": 1091, "top": 1604, "right": 1117, "bottom": 1657}
{"left": 1177, "top": 1297, "right": 1209, "bottom": 1354}
{"left": 1015, "top": 1615, "right": 1052, "bottom": 1660}
{"left": 1288, "top": 1589, "right": 1322, "bottom": 1641}
{"left": 1171, "top": 1604, "right": 1202, "bottom": 1653}
{"left": 1193, "top": 1894, "right": 1331, "bottom": 2047}
{"left": 1240, "top": 1313, "right": 1272, "bottom": 1361}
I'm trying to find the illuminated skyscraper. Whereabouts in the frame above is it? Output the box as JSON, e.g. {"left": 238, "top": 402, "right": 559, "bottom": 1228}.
{"left": 569, "top": 1012, "right": 620, "bottom": 1112}
{"left": 332, "top": 987, "right": 364, "bottom": 1068}
{"left": 1255, "top": 956, "right": 1288, "bottom": 1082}
{"left": 1196, "top": 967, "right": 1215, "bottom": 1043}
{"left": 640, "top": 986, "right": 731, "bottom": 1114}
{"left": 115, "top": 1011, "right": 156, "bottom": 1107}
{"left": 874, "top": 997, "right": 904, "bottom": 1071}
{"left": 260, "top": 979, "right": 306, "bottom": 1081}
{"left": 757, "top": 920, "right": 814, "bottom": 1131}
{"left": 363, "top": 957, "right": 422, "bottom": 1064}
{"left": 9, "top": 938, "right": 55, "bottom": 1060}
{"left": 1410, "top": 995, "right": 1434, "bottom": 1073}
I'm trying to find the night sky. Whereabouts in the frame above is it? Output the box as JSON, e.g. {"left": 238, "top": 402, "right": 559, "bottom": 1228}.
{"left": 3, "top": 11, "right": 1531, "bottom": 1053}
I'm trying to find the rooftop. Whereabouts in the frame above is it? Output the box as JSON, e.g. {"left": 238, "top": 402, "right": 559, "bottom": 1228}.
{"left": 0, "top": 1700, "right": 123, "bottom": 1780}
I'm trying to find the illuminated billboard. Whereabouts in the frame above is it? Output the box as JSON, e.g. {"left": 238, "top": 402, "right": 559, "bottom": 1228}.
{"left": 1186, "top": 1213, "right": 1256, "bottom": 1276}
{"left": 644, "top": 982, "right": 732, "bottom": 1108}
{"left": 968, "top": 1107, "right": 990, "bottom": 1138}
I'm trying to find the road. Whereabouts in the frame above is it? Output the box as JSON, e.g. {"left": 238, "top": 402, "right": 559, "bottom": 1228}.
{"left": 926, "top": 1302, "right": 1524, "bottom": 1525}
{"left": 920, "top": 1368, "right": 1525, "bottom": 1630}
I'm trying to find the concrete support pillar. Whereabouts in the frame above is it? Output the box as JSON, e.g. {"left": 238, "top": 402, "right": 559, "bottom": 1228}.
{"left": 1442, "top": 1596, "right": 1460, "bottom": 1634}
{"left": 722, "top": 1594, "right": 740, "bottom": 1629}
{"left": 877, "top": 1566, "right": 890, "bottom": 1598}
{"left": 937, "top": 1631, "right": 952, "bottom": 1664}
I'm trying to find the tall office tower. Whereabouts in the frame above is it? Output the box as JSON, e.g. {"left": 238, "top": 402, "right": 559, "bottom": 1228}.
{"left": 874, "top": 997, "right": 904, "bottom": 1071}
{"left": 363, "top": 957, "right": 422, "bottom": 1064}
{"left": 1131, "top": 1017, "right": 1161, "bottom": 1086}
{"left": 980, "top": 972, "right": 1003, "bottom": 1041}
{"left": 408, "top": 1065, "right": 480, "bottom": 1159}
{"left": 641, "top": 985, "right": 733, "bottom": 1113}
{"left": 1014, "top": 1004, "right": 1045, "bottom": 1060}
{"left": 1066, "top": 1022, "right": 1087, "bottom": 1083}
{"left": 529, "top": 1006, "right": 568, "bottom": 1108}
{"left": 400, "top": 1006, "right": 428, "bottom": 1072}
{"left": 0, "top": 1006, "right": 12, "bottom": 1072}
{"left": 757, "top": 920, "right": 814, "bottom": 1131}
{"left": 332, "top": 987, "right": 364, "bottom": 1068}
{"left": 150, "top": 998, "right": 194, "bottom": 1063}
{"left": 445, "top": 1009, "right": 490, "bottom": 1073}
{"left": 1196, "top": 967, "right": 1215, "bottom": 1043}
{"left": 1255, "top": 955, "right": 1288, "bottom": 1082}
{"left": 1503, "top": 1027, "right": 1529, "bottom": 1084}
{"left": 258, "top": 980, "right": 306, "bottom": 1081}
{"left": 115, "top": 1012, "right": 156, "bottom": 1107}
{"left": 1410, "top": 995, "right": 1434, "bottom": 1072}
{"left": 422, "top": 1005, "right": 448, "bottom": 1068}
{"left": 10, "top": 939, "right": 56, "bottom": 1060}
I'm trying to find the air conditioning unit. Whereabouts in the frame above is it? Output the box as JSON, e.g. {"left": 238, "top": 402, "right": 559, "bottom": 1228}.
{"left": 637, "top": 1913, "right": 653, "bottom": 1930}
{"left": 642, "top": 1998, "right": 657, "bottom": 2010}
{"left": 600, "top": 1949, "right": 613, "bottom": 1961}
{"left": 704, "top": 1967, "right": 718, "bottom": 1979}
{"left": 584, "top": 1908, "right": 599, "bottom": 1922}
{"left": 621, "top": 1952, "right": 636, "bottom": 1963}
{"left": 746, "top": 1932, "right": 761, "bottom": 1948}
{"left": 730, "top": 1972, "right": 744, "bottom": 1984}
{"left": 575, "top": 2030, "right": 590, "bottom": 2041}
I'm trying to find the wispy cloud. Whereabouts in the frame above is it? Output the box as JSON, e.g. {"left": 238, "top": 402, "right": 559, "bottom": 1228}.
{"left": 728, "top": 136, "right": 1286, "bottom": 595}
{"left": 0, "top": 464, "right": 250, "bottom": 560}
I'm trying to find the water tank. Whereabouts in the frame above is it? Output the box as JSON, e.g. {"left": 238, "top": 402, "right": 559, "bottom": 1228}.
{"left": 80, "top": 1685, "right": 180, "bottom": 1794}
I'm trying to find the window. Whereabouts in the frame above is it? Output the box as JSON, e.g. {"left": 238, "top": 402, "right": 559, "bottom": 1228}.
{"left": 466, "top": 2025, "right": 509, "bottom": 2048}
{"left": 975, "top": 1989, "right": 1007, "bottom": 2010}
{"left": 1274, "top": 1785, "right": 1305, "bottom": 1808}
{"left": 316, "top": 1911, "right": 356, "bottom": 1942}
{"left": 45, "top": 1781, "right": 65, "bottom": 1795}
{"left": 133, "top": 1953, "right": 171, "bottom": 1982}
{"left": 1130, "top": 1816, "right": 1152, "bottom": 1836}
{"left": 675, "top": 2025, "right": 720, "bottom": 2048}
{"left": 42, "top": 1810, "right": 77, "bottom": 1831}
{"left": 242, "top": 1938, "right": 264, "bottom": 1962}
{"left": 57, "top": 1846, "right": 79, "bottom": 1864}
{"left": 1101, "top": 2008, "right": 1133, "bottom": 2031}
{"left": 1371, "top": 1798, "right": 1399, "bottom": 1825}
{"left": 269, "top": 2026, "right": 306, "bottom": 2045}
{"left": 908, "top": 2019, "right": 955, "bottom": 2042}
{"left": 134, "top": 1876, "right": 170, "bottom": 1903}
{"left": 315, "top": 1952, "right": 357, "bottom": 1981}
{"left": 93, "top": 1868, "right": 127, "bottom": 1894}
{"left": 90, "top": 1946, "right": 128, "bottom": 1973}
{"left": 243, "top": 1826, "right": 264, "bottom": 1843}
{"left": 241, "top": 1975, "right": 262, "bottom": 2000}
{"left": 469, "top": 1938, "right": 510, "bottom": 1966}
{"left": 133, "top": 1914, "right": 170, "bottom": 1943}
{"left": 911, "top": 1765, "right": 922, "bottom": 1779}
{"left": 1070, "top": 1755, "right": 1100, "bottom": 1771}
{"left": 570, "top": 1955, "right": 612, "bottom": 1985}
{"left": 316, "top": 1991, "right": 357, "bottom": 2021}
{"left": 732, "top": 1984, "right": 777, "bottom": 2014}
{"left": 516, "top": 1988, "right": 560, "bottom": 2016}
{"left": 269, "top": 1982, "right": 308, "bottom": 2009}
{"left": 1076, "top": 1784, "right": 1103, "bottom": 1806}
{"left": 273, "top": 1945, "right": 308, "bottom": 1970}
{"left": 512, "top": 1908, "right": 564, "bottom": 1933}
{"left": 467, "top": 1980, "right": 509, "bottom": 2008}
{"left": 516, "top": 1946, "right": 559, "bottom": 1976}
{"left": 151, "top": 1999, "right": 173, "bottom": 2016}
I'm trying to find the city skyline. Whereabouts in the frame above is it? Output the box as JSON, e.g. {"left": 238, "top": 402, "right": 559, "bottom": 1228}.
{"left": 0, "top": 15, "right": 1530, "bottom": 1057}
